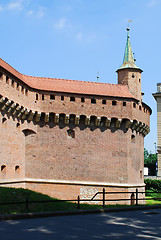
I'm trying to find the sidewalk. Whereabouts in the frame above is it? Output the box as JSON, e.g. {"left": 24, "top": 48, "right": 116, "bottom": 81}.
{"left": 1, "top": 204, "right": 161, "bottom": 221}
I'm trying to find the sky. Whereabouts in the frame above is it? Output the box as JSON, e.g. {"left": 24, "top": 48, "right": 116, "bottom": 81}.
{"left": 0, "top": 0, "right": 160, "bottom": 153}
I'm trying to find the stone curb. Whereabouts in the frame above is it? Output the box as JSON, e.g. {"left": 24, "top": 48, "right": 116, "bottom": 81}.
{"left": 1, "top": 205, "right": 161, "bottom": 221}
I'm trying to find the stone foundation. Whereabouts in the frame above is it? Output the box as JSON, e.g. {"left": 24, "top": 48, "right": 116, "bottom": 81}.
{"left": 0, "top": 179, "right": 145, "bottom": 205}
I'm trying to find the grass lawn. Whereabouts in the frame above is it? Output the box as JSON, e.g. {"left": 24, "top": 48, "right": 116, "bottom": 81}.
{"left": 145, "top": 191, "right": 161, "bottom": 205}
{"left": 0, "top": 187, "right": 161, "bottom": 214}
{"left": 0, "top": 186, "right": 118, "bottom": 214}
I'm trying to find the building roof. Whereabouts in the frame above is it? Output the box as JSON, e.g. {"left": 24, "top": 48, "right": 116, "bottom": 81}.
{"left": 117, "top": 28, "right": 142, "bottom": 72}
{"left": 0, "top": 58, "right": 136, "bottom": 99}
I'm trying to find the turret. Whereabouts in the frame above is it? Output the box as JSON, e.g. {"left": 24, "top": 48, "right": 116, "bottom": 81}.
{"left": 116, "top": 28, "right": 143, "bottom": 101}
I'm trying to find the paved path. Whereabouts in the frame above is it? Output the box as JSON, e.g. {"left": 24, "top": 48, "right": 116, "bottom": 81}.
{"left": 1, "top": 209, "right": 161, "bottom": 240}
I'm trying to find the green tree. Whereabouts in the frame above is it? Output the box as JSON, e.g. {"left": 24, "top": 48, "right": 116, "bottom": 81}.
{"left": 144, "top": 148, "right": 157, "bottom": 176}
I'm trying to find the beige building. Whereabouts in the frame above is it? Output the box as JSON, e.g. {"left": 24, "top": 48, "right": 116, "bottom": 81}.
{"left": 153, "top": 84, "right": 161, "bottom": 176}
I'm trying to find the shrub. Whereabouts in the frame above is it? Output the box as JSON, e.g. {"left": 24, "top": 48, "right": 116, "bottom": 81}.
{"left": 145, "top": 179, "right": 161, "bottom": 191}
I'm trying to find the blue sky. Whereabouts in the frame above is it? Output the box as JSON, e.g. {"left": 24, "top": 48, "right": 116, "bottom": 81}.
{"left": 0, "top": 0, "right": 160, "bottom": 153}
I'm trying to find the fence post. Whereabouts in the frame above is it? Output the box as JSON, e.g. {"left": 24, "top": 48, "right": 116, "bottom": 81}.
{"left": 26, "top": 197, "right": 29, "bottom": 209}
{"left": 136, "top": 188, "right": 138, "bottom": 206}
{"left": 77, "top": 195, "right": 80, "bottom": 209}
{"left": 103, "top": 188, "right": 105, "bottom": 207}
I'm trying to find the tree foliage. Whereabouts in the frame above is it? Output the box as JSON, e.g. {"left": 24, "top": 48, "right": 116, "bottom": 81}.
{"left": 144, "top": 148, "right": 157, "bottom": 176}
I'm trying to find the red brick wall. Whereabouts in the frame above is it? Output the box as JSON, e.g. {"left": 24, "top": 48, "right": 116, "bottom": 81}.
{"left": 23, "top": 122, "right": 144, "bottom": 185}
{"left": 117, "top": 68, "right": 142, "bottom": 101}
{"left": 0, "top": 69, "right": 149, "bottom": 201}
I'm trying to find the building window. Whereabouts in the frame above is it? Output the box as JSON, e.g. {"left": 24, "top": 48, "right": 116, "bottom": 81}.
{"left": 91, "top": 98, "right": 96, "bottom": 104}
{"left": 21, "top": 86, "right": 24, "bottom": 93}
{"left": 6, "top": 76, "right": 9, "bottom": 83}
{"left": 140, "top": 170, "right": 142, "bottom": 178}
{"left": 50, "top": 95, "right": 55, "bottom": 100}
{"left": 132, "top": 73, "right": 135, "bottom": 78}
{"left": 61, "top": 96, "right": 64, "bottom": 101}
{"left": 67, "top": 129, "right": 75, "bottom": 138}
{"left": 133, "top": 103, "right": 136, "bottom": 108}
{"left": 70, "top": 97, "right": 75, "bottom": 102}
{"left": 81, "top": 97, "right": 85, "bottom": 103}
{"left": 11, "top": 80, "right": 14, "bottom": 86}
{"left": 17, "top": 83, "right": 19, "bottom": 90}
{"left": 22, "top": 129, "right": 36, "bottom": 137}
{"left": 25, "top": 89, "right": 28, "bottom": 96}
{"left": 16, "top": 123, "right": 20, "bottom": 128}
{"left": 112, "top": 100, "right": 116, "bottom": 106}
{"left": 139, "top": 79, "right": 141, "bottom": 83}
{"left": 0, "top": 72, "right": 2, "bottom": 78}
{"left": 1, "top": 165, "right": 6, "bottom": 172}
{"left": 139, "top": 106, "right": 142, "bottom": 111}
{"left": 36, "top": 94, "right": 38, "bottom": 100}
{"left": 42, "top": 94, "right": 44, "bottom": 100}
{"left": 2, "top": 117, "right": 7, "bottom": 123}
{"left": 123, "top": 102, "right": 126, "bottom": 106}
{"left": 131, "top": 134, "right": 135, "bottom": 143}
{"left": 15, "top": 165, "right": 20, "bottom": 172}
{"left": 102, "top": 100, "right": 106, "bottom": 105}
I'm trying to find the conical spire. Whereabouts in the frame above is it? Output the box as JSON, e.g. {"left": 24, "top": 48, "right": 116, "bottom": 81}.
{"left": 118, "top": 28, "right": 141, "bottom": 71}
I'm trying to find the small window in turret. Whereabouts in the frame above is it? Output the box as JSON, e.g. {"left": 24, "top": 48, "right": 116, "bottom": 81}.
{"left": 133, "top": 103, "right": 136, "bottom": 108}
{"left": 61, "top": 96, "right": 64, "bottom": 101}
{"left": 91, "top": 99, "right": 96, "bottom": 104}
{"left": 131, "top": 134, "right": 135, "bottom": 143}
{"left": 132, "top": 73, "right": 135, "bottom": 78}
{"left": 81, "top": 97, "right": 85, "bottom": 103}
{"left": 70, "top": 97, "right": 75, "bottom": 102}
{"left": 123, "top": 102, "right": 126, "bottom": 106}
{"left": 139, "top": 79, "right": 141, "bottom": 83}
{"left": 102, "top": 100, "right": 106, "bottom": 105}
{"left": 2, "top": 117, "right": 7, "bottom": 123}
{"left": 1, "top": 165, "right": 6, "bottom": 172}
{"left": 139, "top": 106, "right": 142, "bottom": 111}
{"left": 15, "top": 165, "right": 20, "bottom": 172}
{"left": 50, "top": 95, "right": 55, "bottom": 100}
{"left": 112, "top": 100, "right": 117, "bottom": 106}
{"left": 25, "top": 89, "right": 28, "bottom": 96}
{"left": 67, "top": 129, "right": 75, "bottom": 138}
{"left": 11, "top": 80, "right": 14, "bottom": 87}
{"left": 42, "top": 95, "right": 44, "bottom": 100}
{"left": 6, "top": 76, "right": 9, "bottom": 83}
{"left": 0, "top": 72, "right": 2, "bottom": 79}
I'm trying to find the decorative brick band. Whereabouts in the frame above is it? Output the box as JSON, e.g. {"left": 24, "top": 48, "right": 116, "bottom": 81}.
{"left": 0, "top": 95, "right": 150, "bottom": 136}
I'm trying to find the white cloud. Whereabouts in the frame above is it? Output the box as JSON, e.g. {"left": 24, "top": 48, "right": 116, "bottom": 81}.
{"left": 7, "top": 0, "right": 23, "bottom": 11}
{"left": 37, "top": 6, "right": 46, "bottom": 18}
{"left": 148, "top": 0, "right": 157, "bottom": 7}
{"left": 27, "top": 10, "right": 33, "bottom": 16}
{"left": 26, "top": 6, "right": 46, "bottom": 18}
{"left": 54, "top": 18, "right": 67, "bottom": 29}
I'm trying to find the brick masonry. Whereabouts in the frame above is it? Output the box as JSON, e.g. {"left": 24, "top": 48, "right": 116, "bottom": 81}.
{"left": 0, "top": 56, "right": 151, "bottom": 204}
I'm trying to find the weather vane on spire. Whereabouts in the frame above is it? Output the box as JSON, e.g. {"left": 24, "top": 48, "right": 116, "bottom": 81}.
{"left": 127, "top": 20, "right": 133, "bottom": 31}
{"left": 97, "top": 72, "right": 99, "bottom": 82}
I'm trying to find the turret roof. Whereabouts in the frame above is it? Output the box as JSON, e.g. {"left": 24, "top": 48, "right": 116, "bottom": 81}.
{"left": 117, "top": 28, "right": 142, "bottom": 72}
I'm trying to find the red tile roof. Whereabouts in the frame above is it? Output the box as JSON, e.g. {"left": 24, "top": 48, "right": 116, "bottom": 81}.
{"left": 0, "top": 58, "right": 135, "bottom": 99}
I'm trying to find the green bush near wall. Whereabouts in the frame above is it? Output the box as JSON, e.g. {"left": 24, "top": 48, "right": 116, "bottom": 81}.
{"left": 145, "top": 179, "right": 161, "bottom": 191}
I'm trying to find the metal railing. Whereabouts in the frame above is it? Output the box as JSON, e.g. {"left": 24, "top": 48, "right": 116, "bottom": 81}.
{"left": 0, "top": 188, "right": 160, "bottom": 210}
